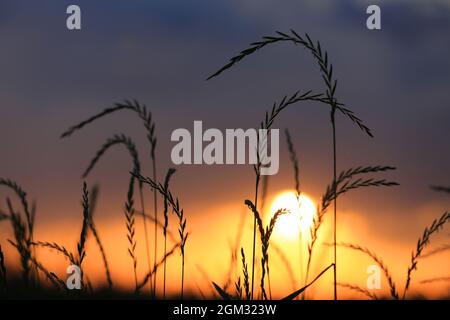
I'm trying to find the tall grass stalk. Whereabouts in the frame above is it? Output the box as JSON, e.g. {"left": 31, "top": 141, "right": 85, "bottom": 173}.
{"left": 0, "top": 245, "right": 7, "bottom": 291}
{"left": 223, "top": 209, "right": 247, "bottom": 293}
{"left": 245, "top": 199, "right": 287, "bottom": 300}
{"left": 87, "top": 185, "right": 113, "bottom": 288}
{"left": 235, "top": 277, "right": 243, "bottom": 299}
{"left": 0, "top": 179, "right": 35, "bottom": 285}
{"left": 284, "top": 128, "right": 303, "bottom": 292}
{"left": 243, "top": 91, "right": 323, "bottom": 299}
{"left": 285, "top": 129, "right": 301, "bottom": 199}
{"left": 76, "top": 182, "right": 91, "bottom": 284}
{"left": 271, "top": 243, "right": 297, "bottom": 293}
{"left": 136, "top": 210, "right": 178, "bottom": 244}
{"left": 134, "top": 173, "right": 188, "bottom": 299}
{"left": 150, "top": 147, "right": 158, "bottom": 297}
{"left": 251, "top": 168, "right": 260, "bottom": 300}
{"left": 163, "top": 168, "right": 176, "bottom": 299}
{"left": 240, "top": 248, "right": 250, "bottom": 300}
{"left": 125, "top": 175, "right": 139, "bottom": 291}
{"left": 208, "top": 30, "right": 373, "bottom": 299}
{"left": 137, "top": 242, "right": 181, "bottom": 292}
{"left": 7, "top": 199, "right": 31, "bottom": 285}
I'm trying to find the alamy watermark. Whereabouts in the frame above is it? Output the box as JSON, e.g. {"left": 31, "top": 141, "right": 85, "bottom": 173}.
{"left": 65, "top": 4, "right": 381, "bottom": 32}
{"left": 66, "top": 5, "right": 81, "bottom": 30}
{"left": 66, "top": 264, "right": 81, "bottom": 290}
{"left": 366, "top": 5, "right": 381, "bottom": 30}
{"left": 367, "top": 265, "right": 381, "bottom": 289}
{"left": 171, "top": 121, "right": 279, "bottom": 175}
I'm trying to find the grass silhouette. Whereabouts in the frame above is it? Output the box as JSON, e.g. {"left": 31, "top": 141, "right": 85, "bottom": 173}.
{"left": 0, "top": 30, "right": 449, "bottom": 301}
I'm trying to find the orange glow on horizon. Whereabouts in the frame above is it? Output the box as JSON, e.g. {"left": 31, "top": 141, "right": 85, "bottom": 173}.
{"left": 0, "top": 190, "right": 449, "bottom": 299}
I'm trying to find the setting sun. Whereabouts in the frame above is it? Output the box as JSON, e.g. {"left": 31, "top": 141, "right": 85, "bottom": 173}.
{"left": 270, "top": 191, "right": 317, "bottom": 241}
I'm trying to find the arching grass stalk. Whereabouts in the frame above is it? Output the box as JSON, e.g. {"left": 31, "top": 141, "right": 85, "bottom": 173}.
{"left": 248, "top": 90, "right": 324, "bottom": 299}
{"left": 304, "top": 165, "right": 398, "bottom": 297}
{"left": 81, "top": 134, "right": 141, "bottom": 290}
{"left": 208, "top": 30, "right": 372, "bottom": 299}
{"left": 61, "top": 99, "right": 158, "bottom": 293}
{"left": 337, "top": 212, "right": 450, "bottom": 300}
{"left": 30, "top": 182, "right": 93, "bottom": 292}
{"left": 337, "top": 243, "right": 399, "bottom": 299}
{"left": 403, "top": 211, "right": 450, "bottom": 299}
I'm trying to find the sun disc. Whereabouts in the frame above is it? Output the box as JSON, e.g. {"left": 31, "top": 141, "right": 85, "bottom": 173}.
{"left": 269, "top": 191, "right": 316, "bottom": 241}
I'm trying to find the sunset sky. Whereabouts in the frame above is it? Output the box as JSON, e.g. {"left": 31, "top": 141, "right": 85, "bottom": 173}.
{"left": 0, "top": 0, "right": 449, "bottom": 299}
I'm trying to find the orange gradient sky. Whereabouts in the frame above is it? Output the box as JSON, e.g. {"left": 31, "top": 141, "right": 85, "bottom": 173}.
{"left": 1, "top": 186, "right": 448, "bottom": 299}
